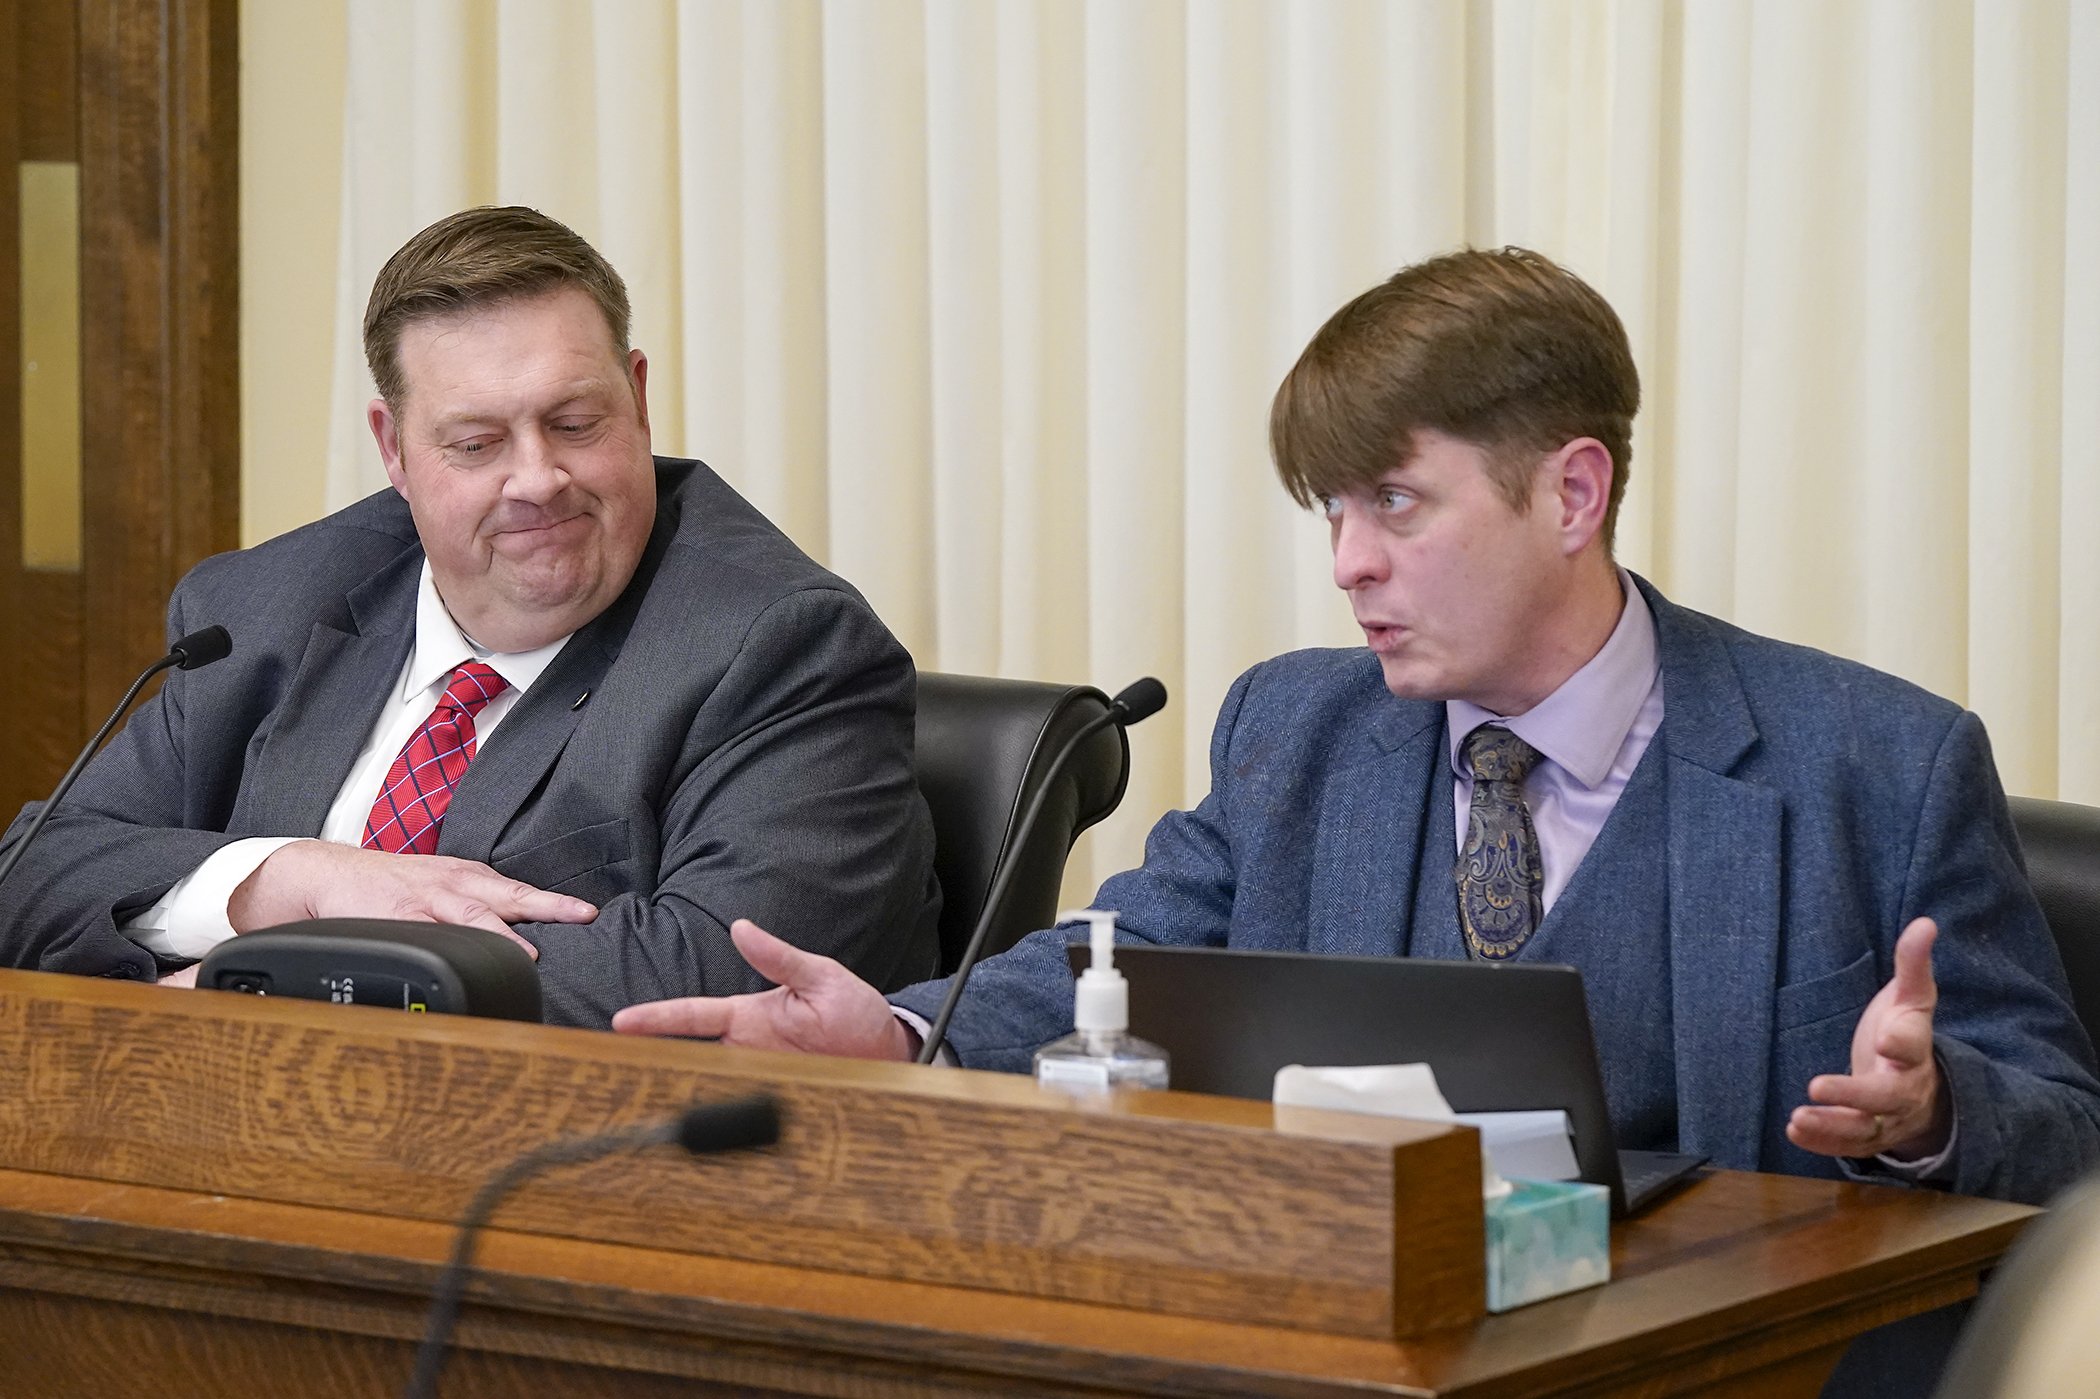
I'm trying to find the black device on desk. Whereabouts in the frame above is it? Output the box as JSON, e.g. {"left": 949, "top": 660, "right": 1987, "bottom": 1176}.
{"left": 197, "top": 919, "right": 542, "bottom": 1022}
{"left": 1068, "top": 943, "right": 1705, "bottom": 1216}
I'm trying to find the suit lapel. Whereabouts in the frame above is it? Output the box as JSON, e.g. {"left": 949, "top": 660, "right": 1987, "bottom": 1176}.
{"left": 1306, "top": 701, "right": 1445, "bottom": 957}
{"left": 1642, "top": 580, "right": 1785, "bottom": 1170}
{"left": 435, "top": 624, "right": 620, "bottom": 862}
{"left": 232, "top": 551, "right": 420, "bottom": 838}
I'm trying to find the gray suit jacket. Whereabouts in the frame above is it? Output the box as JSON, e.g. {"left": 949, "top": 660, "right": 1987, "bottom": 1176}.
{"left": 0, "top": 458, "right": 941, "bottom": 1027}
{"left": 895, "top": 578, "right": 2100, "bottom": 1207}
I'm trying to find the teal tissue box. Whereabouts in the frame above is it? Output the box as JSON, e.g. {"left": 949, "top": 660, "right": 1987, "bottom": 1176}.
{"left": 1485, "top": 1179, "right": 1611, "bottom": 1312}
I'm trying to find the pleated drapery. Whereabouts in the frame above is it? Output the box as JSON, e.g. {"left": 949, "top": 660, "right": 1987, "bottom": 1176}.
{"left": 325, "top": 1, "right": 2100, "bottom": 897}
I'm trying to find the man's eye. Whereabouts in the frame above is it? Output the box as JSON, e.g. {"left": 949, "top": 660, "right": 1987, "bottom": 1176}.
{"left": 1318, "top": 495, "right": 1341, "bottom": 519}
{"left": 1378, "top": 489, "right": 1411, "bottom": 512}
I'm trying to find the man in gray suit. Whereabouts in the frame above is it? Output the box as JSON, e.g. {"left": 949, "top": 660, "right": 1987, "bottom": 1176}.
{"left": 613, "top": 247, "right": 2098, "bottom": 1391}
{"left": 0, "top": 207, "right": 940, "bottom": 1028}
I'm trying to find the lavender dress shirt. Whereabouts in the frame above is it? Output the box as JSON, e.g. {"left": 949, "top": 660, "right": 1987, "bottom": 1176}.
{"left": 1446, "top": 570, "right": 1663, "bottom": 912}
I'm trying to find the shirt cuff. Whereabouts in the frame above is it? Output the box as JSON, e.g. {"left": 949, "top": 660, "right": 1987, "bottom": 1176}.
{"left": 120, "top": 837, "right": 306, "bottom": 961}
{"left": 890, "top": 1005, "right": 957, "bottom": 1067}
{"left": 1845, "top": 1048, "right": 1960, "bottom": 1184}
{"left": 1873, "top": 1109, "right": 1960, "bottom": 1181}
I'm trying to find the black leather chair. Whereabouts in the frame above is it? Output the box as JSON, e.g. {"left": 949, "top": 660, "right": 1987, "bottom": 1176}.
{"left": 2008, "top": 796, "right": 2100, "bottom": 1045}
{"left": 913, "top": 673, "right": 1131, "bottom": 976}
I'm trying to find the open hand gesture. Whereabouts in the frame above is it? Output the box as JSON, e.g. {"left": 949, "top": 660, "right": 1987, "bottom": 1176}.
{"left": 1787, "top": 917, "right": 1951, "bottom": 1161}
{"left": 611, "top": 919, "right": 915, "bottom": 1061}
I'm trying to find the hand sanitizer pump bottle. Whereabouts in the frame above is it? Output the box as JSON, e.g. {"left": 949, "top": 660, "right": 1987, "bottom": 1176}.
{"left": 1032, "top": 910, "right": 1169, "bottom": 1092}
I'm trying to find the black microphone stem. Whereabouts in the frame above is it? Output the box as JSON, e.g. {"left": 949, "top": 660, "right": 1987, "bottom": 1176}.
{"left": 404, "top": 1096, "right": 779, "bottom": 1399}
{"left": 403, "top": 1123, "right": 666, "bottom": 1399}
{"left": 0, "top": 653, "right": 183, "bottom": 893}
{"left": 916, "top": 708, "right": 1120, "bottom": 1066}
{"left": 0, "top": 625, "right": 230, "bottom": 895}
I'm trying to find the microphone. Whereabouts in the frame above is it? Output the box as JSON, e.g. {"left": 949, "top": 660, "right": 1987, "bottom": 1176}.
{"left": 404, "top": 1095, "right": 781, "bottom": 1399}
{"left": 916, "top": 677, "right": 1168, "bottom": 1065}
{"left": 0, "top": 625, "right": 233, "bottom": 893}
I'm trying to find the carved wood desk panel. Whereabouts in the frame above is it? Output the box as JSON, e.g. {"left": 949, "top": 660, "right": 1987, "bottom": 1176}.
{"left": 0, "top": 1165, "right": 2029, "bottom": 1399}
{"left": 0, "top": 969, "right": 1483, "bottom": 1338}
{"left": 0, "top": 969, "right": 2035, "bottom": 1397}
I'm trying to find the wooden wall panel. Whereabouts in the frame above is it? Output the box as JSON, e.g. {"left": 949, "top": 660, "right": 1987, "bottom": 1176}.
{"left": 74, "top": 0, "right": 239, "bottom": 717}
{"left": 17, "top": 3, "right": 78, "bottom": 162}
{"left": 2, "top": 0, "right": 235, "bottom": 818}
{"left": 2, "top": 2, "right": 88, "bottom": 818}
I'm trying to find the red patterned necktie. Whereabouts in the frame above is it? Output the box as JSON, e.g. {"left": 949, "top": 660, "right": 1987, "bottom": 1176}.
{"left": 362, "top": 662, "right": 510, "bottom": 855}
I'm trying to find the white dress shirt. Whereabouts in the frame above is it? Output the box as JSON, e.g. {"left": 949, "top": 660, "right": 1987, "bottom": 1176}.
{"left": 123, "top": 562, "right": 572, "bottom": 959}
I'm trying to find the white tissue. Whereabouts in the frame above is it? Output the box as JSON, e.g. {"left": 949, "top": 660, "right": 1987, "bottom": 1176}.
{"left": 1453, "top": 1110, "right": 1580, "bottom": 1183}
{"left": 1272, "top": 1062, "right": 1453, "bottom": 1117}
{"left": 1273, "top": 1063, "right": 1512, "bottom": 1201}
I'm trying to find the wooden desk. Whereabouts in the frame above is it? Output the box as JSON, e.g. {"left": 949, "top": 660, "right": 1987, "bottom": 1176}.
{"left": 0, "top": 971, "right": 2035, "bottom": 1398}
{"left": 0, "top": 1151, "right": 2030, "bottom": 1397}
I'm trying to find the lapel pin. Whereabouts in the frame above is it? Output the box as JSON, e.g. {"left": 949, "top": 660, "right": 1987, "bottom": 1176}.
{"left": 572, "top": 690, "right": 590, "bottom": 711}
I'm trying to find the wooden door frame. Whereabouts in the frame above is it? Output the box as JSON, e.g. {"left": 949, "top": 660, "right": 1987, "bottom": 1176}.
{"left": 2, "top": 0, "right": 237, "bottom": 812}
{"left": 77, "top": 0, "right": 240, "bottom": 706}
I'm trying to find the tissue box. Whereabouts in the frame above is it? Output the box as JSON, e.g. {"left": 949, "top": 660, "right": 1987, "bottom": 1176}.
{"left": 1485, "top": 1179, "right": 1611, "bottom": 1312}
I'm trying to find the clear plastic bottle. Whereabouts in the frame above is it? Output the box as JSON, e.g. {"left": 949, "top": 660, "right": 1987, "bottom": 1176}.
{"left": 1032, "top": 909, "right": 1169, "bottom": 1092}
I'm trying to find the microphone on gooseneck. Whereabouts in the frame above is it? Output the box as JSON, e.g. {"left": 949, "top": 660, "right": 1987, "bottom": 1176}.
{"left": 916, "top": 677, "right": 1169, "bottom": 1066}
{"left": 404, "top": 1095, "right": 782, "bottom": 1399}
{"left": 0, "top": 625, "right": 234, "bottom": 893}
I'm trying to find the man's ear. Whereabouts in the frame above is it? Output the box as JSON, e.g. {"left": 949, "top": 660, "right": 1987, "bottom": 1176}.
{"left": 1550, "top": 438, "right": 1614, "bottom": 557}
{"left": 627, "top": 348, "right": 651, "bottom": 436}
{"left": 368, "top": 397, "right": 410, "bottom": 497}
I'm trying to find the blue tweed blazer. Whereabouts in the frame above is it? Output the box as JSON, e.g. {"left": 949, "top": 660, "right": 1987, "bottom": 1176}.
{"left": 895, "top": 578, "right": 2100, "bottom": 1206}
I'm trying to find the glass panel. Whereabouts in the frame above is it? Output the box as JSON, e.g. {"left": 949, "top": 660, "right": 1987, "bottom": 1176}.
{"left": 19, "top": 160, "right": 82, "bottom": 573}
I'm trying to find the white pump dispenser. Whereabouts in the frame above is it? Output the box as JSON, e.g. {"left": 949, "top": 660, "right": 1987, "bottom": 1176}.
{"left": 1032, "top": 909, "right": 1169, "bottom": 1093}
{"left": 1070, "top": 908, "right": 1128, "bottom": 1033}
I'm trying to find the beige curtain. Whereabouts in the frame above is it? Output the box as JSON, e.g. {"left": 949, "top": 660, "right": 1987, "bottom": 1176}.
{"left": 320, "top": 0, "right": 2100, "bottom": 897}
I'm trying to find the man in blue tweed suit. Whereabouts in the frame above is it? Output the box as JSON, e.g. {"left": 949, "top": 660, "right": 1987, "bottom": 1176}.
{"left": 616, "top": 248, "right": 2100, "bottom": 1395}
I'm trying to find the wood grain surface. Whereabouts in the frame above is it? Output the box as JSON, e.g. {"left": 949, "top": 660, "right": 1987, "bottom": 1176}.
{"left": 78, "top": 0, "right": 240, "bottom": 712}
{"left": 2, "top": 0, "right": 239, "bottom": 814}
{"left": 0, "top": 1163, "right": 2033, "bottom": 1399}
{"left": 0, "top": 969, "right": 1485, "bottom": 1337}
{"left": 2, "top": 0, "right": 89, "bottom": 818}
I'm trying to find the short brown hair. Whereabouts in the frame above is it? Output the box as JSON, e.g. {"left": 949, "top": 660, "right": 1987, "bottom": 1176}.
{"left": 363, "top": 206, "right": 632, "bottom": 408}
{"left": 1270, "top": 247, "right": 1640, "bottom": 549}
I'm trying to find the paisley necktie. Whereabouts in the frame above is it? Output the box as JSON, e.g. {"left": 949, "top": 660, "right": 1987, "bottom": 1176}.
{"left": 1455, "top": 725, "right": 1545, "bottom": 960}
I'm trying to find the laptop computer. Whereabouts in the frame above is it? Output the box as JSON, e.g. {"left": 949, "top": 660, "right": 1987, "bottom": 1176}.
{"left": 1065, "top": 943, "right": 1706, "bottom": 1216}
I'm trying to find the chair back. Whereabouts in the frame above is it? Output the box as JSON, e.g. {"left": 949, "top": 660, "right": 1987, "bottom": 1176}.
{"left": 2007, "top": 796, "right": 2100, "bottom": 1045}
{"left": 913, "top": 673, "right": 1131, "bottom": 975}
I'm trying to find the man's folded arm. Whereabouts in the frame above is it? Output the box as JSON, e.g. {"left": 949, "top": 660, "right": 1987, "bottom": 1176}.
{"left": 120, "top": 838, "right": 304, "bottom": 961}
{"left": 521, "top": 587, "right": 940, "bottom": 1030}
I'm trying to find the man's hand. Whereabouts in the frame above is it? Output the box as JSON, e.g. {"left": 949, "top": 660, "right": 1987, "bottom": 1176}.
{"left": 160, "top": 964, "right": 199, "bottom": 988}
{"left": 227, "top": 840, "right": 598, "bottom": 960}
{"left": 611, "top": 919, "right": 916, "bottom": 1061}
{"left": 1788, "top": 917, "right": 1951, "bottom": 1161}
